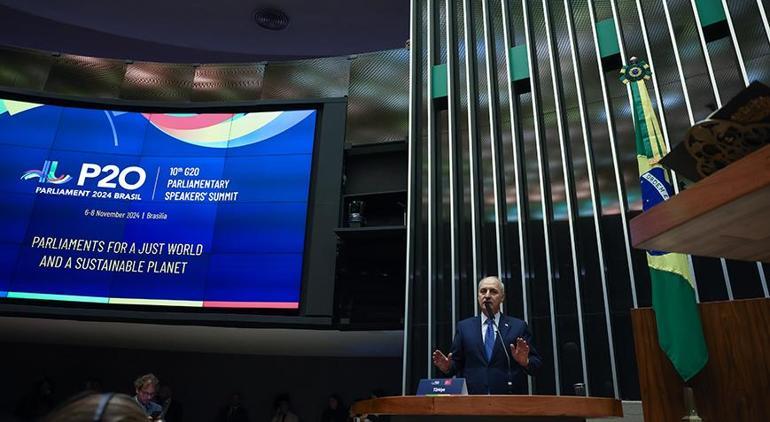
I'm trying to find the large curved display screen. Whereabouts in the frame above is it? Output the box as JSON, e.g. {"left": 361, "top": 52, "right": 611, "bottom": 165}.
{"left": 0, "top": 97, "right": 317, "bottom": 309}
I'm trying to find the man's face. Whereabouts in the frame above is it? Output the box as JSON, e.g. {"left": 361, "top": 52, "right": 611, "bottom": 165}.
{"left": 477, "top": 278, "right": 504, "bottom": 316}
{"left": 136, "top": 383, "right": 156, "bottom": 405}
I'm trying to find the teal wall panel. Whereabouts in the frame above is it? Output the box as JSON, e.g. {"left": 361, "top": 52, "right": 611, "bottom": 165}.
{"left": 509, "top": 45, "right": 529, "bottom": 81}
{"left": 431, "top": 63, "right": 447, "bottom": 98}
{"left": 696, "top": 0, "right": 727, "bottom": 27}
{"left": 596, "top": 18, "right": 620, "bottom": 58}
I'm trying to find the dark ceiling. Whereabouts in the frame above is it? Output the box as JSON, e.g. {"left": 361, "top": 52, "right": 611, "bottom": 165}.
{"left": 0, "top": 0, "right": 410, "bottom": 63}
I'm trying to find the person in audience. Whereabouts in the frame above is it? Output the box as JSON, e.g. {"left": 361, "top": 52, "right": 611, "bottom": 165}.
{"left": 41, "top": 392, "right": 147, "bottom": 422}
{"left": 270, "top": 394, "right": 298, "bottom": 422}
{"left": 132, "top": 373, "right": 162, "bottom": 419}
{"left": 216, "top": 392, "right": 248, "bottom": 422}
{"left": 320, "top": 394, "right": 346, "bottom": 422}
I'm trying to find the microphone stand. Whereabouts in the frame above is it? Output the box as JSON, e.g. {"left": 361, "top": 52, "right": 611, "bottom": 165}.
{"left": 485, "top": 303, "right": 514, "bottom": 394}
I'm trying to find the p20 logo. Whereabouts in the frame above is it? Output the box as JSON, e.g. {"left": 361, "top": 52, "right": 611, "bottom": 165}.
{"left": 77, "top": 163, "right": 146, "bottom": 190}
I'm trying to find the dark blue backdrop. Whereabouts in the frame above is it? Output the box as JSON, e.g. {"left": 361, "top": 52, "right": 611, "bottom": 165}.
{"left": 0, "top": 100, "right": 317, "bottom": 308}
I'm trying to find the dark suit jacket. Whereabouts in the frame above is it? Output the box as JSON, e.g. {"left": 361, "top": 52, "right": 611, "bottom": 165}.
{"left": 448, "top": 315, "right": 542, "bottom": 394}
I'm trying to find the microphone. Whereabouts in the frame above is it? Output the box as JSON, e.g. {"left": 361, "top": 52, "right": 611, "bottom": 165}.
{"left": 484, "top": 302, "right": 513, "bottom": 394}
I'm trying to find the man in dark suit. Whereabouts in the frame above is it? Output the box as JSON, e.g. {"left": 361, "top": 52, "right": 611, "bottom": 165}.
{"left": 432, "top": 276, "right": 542, "bottom": 394}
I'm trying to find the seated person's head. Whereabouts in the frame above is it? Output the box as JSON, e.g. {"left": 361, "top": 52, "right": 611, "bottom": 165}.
{"left": 133, "top": 374, "right": 159, "bottom": 406}
{"left": 42, "top": 392, "right": 148, "bottom": 422}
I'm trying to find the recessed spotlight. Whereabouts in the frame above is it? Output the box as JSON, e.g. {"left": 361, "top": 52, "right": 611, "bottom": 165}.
{"left": 253, "top": 8, "right": 290, "bottom": 31}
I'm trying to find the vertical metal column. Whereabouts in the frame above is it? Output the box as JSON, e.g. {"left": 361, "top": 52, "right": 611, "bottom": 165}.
{"left": 758, "top": 0, "right": 770, "bottom": 45}
{"left": 402, "top": 0, "right": 419, "bottom": 396}
{"left": 688, "top": 0, "right": 723, "bottom": 105}
{"left": 522, "top": 0, "right": 561, "bottom": 395}
{"left": 586, "top": 0, "right": 639, "bottom": 308}
{"left": 760, "top": 264, "right": 770, "bottom": 298}
{"left": 499, "top": 1, "right": 528, "bottom": 323}
{"left": 661, "top": 0, "right": 696, "bottom": 124}
{"left": 426, "top": 0, "right": 436, "bottom": 377}
{"left": 445, "top": 0, "right": 460, "bottom": 331}
{"left": 462, "top": 0, "right": 483, "bottom": 316}
{"left": 500, "top": 0, "right": 532, "bottom": 394}
{"left": 481, "top": 0, "right": 505, "bottom": 279}
{"left": 542, "top": 0, "right": 589, "bottom": 396}
{"left": 563, "top": 0, "right": 620, "bottom": 399}
{"left": 721, "top": 0, "right": 749, "bottom": 84}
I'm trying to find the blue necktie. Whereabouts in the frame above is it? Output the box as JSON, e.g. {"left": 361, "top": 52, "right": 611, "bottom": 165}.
{"left": 484, "top": 318, "right": 495, "bottom": 361}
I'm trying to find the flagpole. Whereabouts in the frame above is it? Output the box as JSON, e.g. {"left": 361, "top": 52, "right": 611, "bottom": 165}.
{"left": 632, "top": 0, "right": 701, "bottom": 304}
{"left": 620, "top": 58, "right": 708, "bottom": 382}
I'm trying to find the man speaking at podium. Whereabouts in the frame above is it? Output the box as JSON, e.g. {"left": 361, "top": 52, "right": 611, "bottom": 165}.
{"left": 432, "top": 276, "right": 542, "bottom": 394}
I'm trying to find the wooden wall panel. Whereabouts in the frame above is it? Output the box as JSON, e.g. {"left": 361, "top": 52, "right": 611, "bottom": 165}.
{"left": 631, "top": 298, "right": 770, "bottom": 421}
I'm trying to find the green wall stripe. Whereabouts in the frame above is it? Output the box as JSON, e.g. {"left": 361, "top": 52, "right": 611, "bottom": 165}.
{"left": 509, "top": 45, "right": 529, "bottom": 81}
{"left": 696, "top": 0, "right": 727, "bottom": 27}
{"left": 596, "top": 19, "right": 620, "bottom": 58}
{"left": 432, "top": 63, "right": 447, "bottom": 99}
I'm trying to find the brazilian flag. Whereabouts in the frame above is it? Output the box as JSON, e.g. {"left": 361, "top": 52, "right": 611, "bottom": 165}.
{"left": 620, "top": 59, "right": 708, "bottom": 381}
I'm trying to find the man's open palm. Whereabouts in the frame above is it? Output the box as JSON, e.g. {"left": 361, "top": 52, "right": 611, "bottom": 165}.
{"left": 432, "top": 349, "right": 452, "bottom": 373}
{"left": 510, "top": 337, "right": 530, "bottom": 367}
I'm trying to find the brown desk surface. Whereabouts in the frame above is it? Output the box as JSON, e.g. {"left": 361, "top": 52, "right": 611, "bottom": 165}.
{"left": 352, "top": 395, "right": 623, "bottom": 418}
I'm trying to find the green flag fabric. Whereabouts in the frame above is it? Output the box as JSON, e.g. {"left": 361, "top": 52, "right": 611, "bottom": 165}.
{"left": 620, "top": 59, "right": 708, "bottom": 381}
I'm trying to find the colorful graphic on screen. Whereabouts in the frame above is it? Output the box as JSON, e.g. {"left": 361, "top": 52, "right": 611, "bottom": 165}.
{"left": 0, "top": 98, "right": 318, "bottom": 309}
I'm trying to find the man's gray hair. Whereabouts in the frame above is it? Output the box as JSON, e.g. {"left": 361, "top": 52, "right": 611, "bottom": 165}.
{"left": 478, "top": 276, "right": 505, "bottom": 293}
{"left": 133, "top": 373, "right": 159, "bottom": 390}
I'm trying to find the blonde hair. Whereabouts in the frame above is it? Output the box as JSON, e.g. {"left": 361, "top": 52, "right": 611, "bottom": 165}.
{"left": 133, "top": 373, "right": 159, "bottom": 390}
{"left": 42, "top": 392, "right": 148, "bottom": 422}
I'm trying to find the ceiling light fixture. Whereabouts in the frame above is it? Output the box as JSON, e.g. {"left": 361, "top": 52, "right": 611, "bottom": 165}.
{"left": 253, "top": 8, "right": 290, "bottom": 31}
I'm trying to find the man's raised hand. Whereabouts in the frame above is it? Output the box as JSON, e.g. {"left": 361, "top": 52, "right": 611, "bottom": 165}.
{"left": 432, "top": 349, "right": 453, "bottom": 374}
{"left": 509, "top": 337, "right": 530, "bottom": 367}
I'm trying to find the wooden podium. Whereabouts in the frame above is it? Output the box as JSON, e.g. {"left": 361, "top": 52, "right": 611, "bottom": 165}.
{"left": 351, "top": 395, "right": 623, "bottom": 422}
{"left": 632, "top": 298, "right": 770, "bottom": 421}
{"left": 629, "top": 144, "right": 770, "bottom": 262}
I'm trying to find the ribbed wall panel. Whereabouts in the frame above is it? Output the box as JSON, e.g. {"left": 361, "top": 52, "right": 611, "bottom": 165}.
{"left": 120, "top": 62, "right": 194, "bottom": 101}
{"left": 45, "top": 54, "right": 126, "bottom": 98}
{"left": 191, "top": 64, "right": 264, "bottom": 102}
{"left": 347, "top": 49, "right": 410, "bottom": 145}
{"left": 262, "top": 57, "right": 350, "bottom": 100}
